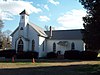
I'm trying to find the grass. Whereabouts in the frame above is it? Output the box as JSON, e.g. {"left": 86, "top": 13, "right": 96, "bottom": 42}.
{"left": 0, "top": 59, "right": 100, "bottom": 75}
{"left": 75, "top": 64, "right": 100, "bottom": 73}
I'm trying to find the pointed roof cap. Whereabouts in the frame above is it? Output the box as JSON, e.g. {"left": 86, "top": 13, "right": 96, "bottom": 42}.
{"left": 20, "top": 10, "right": 29, "bottom": 16}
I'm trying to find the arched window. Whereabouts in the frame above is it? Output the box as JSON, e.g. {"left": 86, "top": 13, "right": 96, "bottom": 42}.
{"left": 53, "top": 42, "right": 56, "bottom": 53}
{"left": 20, "top": 27, "right": 23, "bottom": 30}
{"left": 17, "top": 39, "right": 24, "bottom": 52}
{"left": 32, "top": 39, "right": 35, "bottom": 51}
{"left": 71, "top": 42, "right": 75, "bottom": 50}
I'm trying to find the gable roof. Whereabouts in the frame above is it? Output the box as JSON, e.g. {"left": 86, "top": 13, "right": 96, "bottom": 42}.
{"left": 45, "top": 29, "right": 83, "bottom": 40}
{"left": 28, "top": 22, "right": 48, "bottom": 37}
{"left": 10, "top": 27, "right": 19, "bottom": 36}
{"left": 11, "top": 22, "right": 48, "bottom": 37}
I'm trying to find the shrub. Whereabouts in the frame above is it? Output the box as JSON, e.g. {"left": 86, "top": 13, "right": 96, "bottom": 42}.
{"left": 31, "top": 51, "right": 38, "bottom": 59}
{"left": 80, "top": 51, "right": 98, "bottom": 60}
{"left": 0, "top": 49, "right": 16, "bottom": 58}
{"left": 16, "top": 51, "right": 38, "bottom": 59}
{"left": 64, "top": 50, "right": 81, "bottom": 59}
{"left": 64, "top": 50, "right": 98, "bottom": 60}
{"left": 47, "top": 52, "right": 57, "bottom": 59}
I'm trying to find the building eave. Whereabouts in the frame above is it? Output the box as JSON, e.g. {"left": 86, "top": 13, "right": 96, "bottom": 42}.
{"left": 10, "top": 27, "right": 19, "bottom": 37}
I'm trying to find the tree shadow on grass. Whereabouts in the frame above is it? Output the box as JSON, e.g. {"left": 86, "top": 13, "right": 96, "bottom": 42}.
{"left": 35, "top": 57, "right": 100, "bottom": 63}
{"left": 0, "top": 64, "right": 100, "bottom": 75}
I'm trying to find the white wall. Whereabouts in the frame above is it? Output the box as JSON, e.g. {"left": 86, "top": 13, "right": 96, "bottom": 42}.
{"left": 39, "top": 36, "right": 46, "bottom": 57}
{"left": 27, "top": 25, "right": 47, "bottom": 57}
{"left": 11, "top": 24, "right": 39, "bottom": 53}
{"left": 12, "top": 27, "right": 29, "bottom": 52}
{"left": 46, "top": 39, "right": 84, "bottom": 55}
{"left": 28, "top": 25, "right": 39, "bottom": 52}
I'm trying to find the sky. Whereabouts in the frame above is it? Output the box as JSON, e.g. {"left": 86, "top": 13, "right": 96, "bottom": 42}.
{"left": 0, "top": 0, "right": 86, "bottom": 32}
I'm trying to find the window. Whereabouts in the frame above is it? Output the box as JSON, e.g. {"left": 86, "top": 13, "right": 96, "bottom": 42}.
{"left": 17, "top": 39, "right": 24, "bottom": 52}
{"left": 71, "top": 42, "right": 75, "bottom": 50}
{"left": 43, "top": 41, "right": 44, "bottom": 51}
{"left": 32, "top": 39, "right": 35, "bottom": 51}
{"left": 20, "top": 27, "right": 23, "bottom": 30}
{"left": 53, "top": 42, "right": 56, "bottom": 53}
{"left": 22, "top": 16, "right": 24, "bottom": 19}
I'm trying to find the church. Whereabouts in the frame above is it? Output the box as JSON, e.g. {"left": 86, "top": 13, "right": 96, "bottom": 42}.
{"left": 11, "top": 10, "right": 85, "bottom": 58}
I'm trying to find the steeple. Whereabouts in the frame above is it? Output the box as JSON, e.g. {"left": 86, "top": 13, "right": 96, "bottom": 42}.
{"left": 20, "top": 10, "right": 29, "bottom": 16}
{"left": 19, "top": 10, "right": 29, "bottom": 27}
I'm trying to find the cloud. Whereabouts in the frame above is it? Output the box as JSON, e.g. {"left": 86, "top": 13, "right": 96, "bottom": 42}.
{"left": 0, "top": 0, "right": 42, "bottom": 20}
{"left": 0, "top": 0, "right": 22, "bottom": 1}
{"left": 44, "top": 5, "right": 49, "bottom": 11}
{"left": 57, "top": 9, "right": 86, "bottom": 30}
{"left": 48, "top": 0, "right": 59, "bottom": 5}
{"left": 39, "top": 16, "right": 50, "bottom": 22}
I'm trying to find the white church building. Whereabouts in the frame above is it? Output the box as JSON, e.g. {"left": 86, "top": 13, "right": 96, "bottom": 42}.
{"left": 11, "top": 10, "right": 85, "bottom": 58}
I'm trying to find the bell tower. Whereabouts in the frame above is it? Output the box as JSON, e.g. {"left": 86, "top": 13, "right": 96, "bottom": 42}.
{"left": 19, "top": 10, "right": 29, "bottom": 27}
{"left": 18, "top": 10, "right": 29, "bottom": 37}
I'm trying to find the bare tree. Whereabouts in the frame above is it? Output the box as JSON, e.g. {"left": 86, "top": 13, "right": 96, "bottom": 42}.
{"left": 0, "top": 19, "right": 4, "bottom": 49}
{"left": 0, "top": 19, "right": 4, "bottom": 32}
{"left": 44, "top": 25, "right": 49, "bottom": 31}
{"left": 2, "top": 30, "right": 12, "bottom": 49}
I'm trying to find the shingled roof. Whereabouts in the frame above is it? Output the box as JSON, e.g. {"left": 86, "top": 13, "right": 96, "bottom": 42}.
{"left": 45, "top": 29, "right": 83, "bottom": 40}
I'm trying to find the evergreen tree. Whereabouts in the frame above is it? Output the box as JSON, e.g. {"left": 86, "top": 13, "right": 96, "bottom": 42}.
{"left": 79, "top": 0, "right": 100, "bottom": 51}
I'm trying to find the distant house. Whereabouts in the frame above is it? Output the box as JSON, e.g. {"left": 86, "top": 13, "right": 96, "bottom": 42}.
{"left": 11, "top": 10, "right": 85, "bottom": 58}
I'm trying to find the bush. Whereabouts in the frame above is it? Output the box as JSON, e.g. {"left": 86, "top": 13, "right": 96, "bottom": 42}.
{"left": 32, "top": 51, "right": 38, "bottom": 58}
{"left": 64, "top": 50, "right": 81, "bottom": 59}
{"left": 80, "top": 51, "right": 98, "bottom": 60}
{"left": 16, "top": 51, "right": 38, "bottom": 59}
{"left": 47, "top": 52, "right": 57, "bottom": 59}
{"left": 0, "top": 49, "right": 16, "bottom": 58}
{"left": 64, "top": 50, "right": 98, "bottom": 60}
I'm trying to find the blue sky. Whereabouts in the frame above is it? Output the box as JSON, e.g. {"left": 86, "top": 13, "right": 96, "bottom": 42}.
{"left": 0, "top": 0, "right": 86, "bottom": 32}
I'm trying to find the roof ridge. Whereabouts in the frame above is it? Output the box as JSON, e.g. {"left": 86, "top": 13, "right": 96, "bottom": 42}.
{"left": 45, "top": 29, "right": 82, "bottom": 32}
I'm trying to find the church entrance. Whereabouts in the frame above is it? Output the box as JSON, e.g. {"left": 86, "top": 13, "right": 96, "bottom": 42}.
{"left": 17, "top": 39, "right": 24, "bottom": 52}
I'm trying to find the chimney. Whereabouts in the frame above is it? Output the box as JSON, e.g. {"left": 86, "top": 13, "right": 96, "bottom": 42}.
{"left": 49, "top": 26, "right": 52, "bottom": 38}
